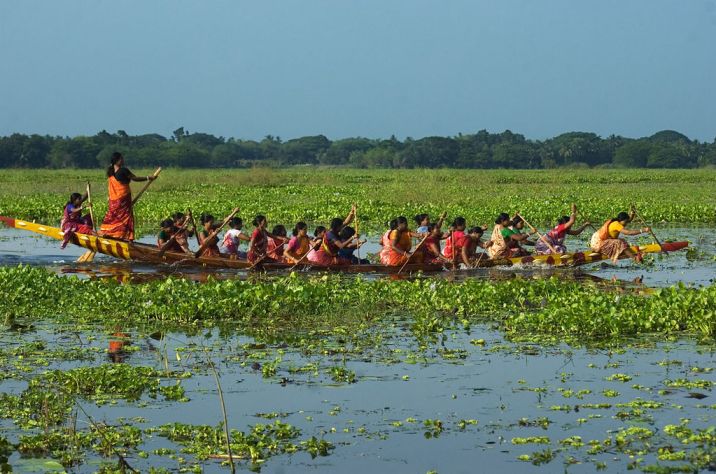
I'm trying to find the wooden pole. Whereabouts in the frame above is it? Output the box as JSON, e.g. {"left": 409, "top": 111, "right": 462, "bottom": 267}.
{"left": 86, "top": 182, "right": 96, "bottom": 233}
{"left": 631, "top": 204, "right": 664, "bottom": 249}
{"left": 194, "top": 207, "right": 240, "bottom": 258}
{"left": 515, "top": 212, "right": 560, "bottom": 255}
{"left": 131, "top": 167, "right": 162, "bottom": 206}
{"left": 186, "top": 210, "right": 201, "bottom": 247}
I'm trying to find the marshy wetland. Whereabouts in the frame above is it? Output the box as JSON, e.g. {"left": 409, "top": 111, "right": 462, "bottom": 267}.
{"left": 0, "top": 169, "right": 714, "bottom": 473}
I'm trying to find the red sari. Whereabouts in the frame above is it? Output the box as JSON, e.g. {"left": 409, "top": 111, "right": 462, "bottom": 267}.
{"left": 100, "top": 174, "right": 134, "bottom": 240}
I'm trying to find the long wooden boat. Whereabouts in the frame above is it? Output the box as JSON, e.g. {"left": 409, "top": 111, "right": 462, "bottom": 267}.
{"left": 0, "top": 216, "right": 688, "bottom": 273}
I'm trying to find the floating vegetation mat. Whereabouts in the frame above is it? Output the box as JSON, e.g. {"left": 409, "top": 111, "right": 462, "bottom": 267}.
{"left": 0, "top": 266, "right": 714, "bottom": 472}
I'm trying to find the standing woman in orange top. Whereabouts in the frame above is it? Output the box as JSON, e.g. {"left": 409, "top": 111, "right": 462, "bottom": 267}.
{"left": 99, "top": 152, "right": 156, "bottom": 241}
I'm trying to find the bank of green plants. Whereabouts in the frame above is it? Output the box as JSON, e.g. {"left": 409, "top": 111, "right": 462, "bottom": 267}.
{"left": 1, "top": 266, "right": 714, "bottom": 342}
{"left": 0, "top": 169, "right": 714, "bottom": 233}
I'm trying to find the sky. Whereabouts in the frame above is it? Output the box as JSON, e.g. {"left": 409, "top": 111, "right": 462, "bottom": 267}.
{"left": 1, "top": 0, "right": 715, "bottom": 142}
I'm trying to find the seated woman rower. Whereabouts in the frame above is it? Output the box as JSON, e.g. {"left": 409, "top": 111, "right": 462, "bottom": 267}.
{"left": 337, "top": 226, "right": 369, "bottom": 264}
{"left": 590, "top": 211, "right": 650, "bottom": 263}
{"left": 535, "top": 204, "right": 591, "bottom": 255}
{"left": 222, "top": 217, "right": 249, "bottom": 259}
{"left": 267, "top": 225, "right": 288, "bottom": 263}
{"left": 421, "top": 223, "right": 452, "bottom": 265}
{"left": 506, "top": 216, "right": 535, "bottom": 256}
{"left": 157, "top": 219, "right": 188, "bottom": 253}
{"left": 60, "top": 192, "right": 94, "bottom": 249}
{"left": 442, "top": 217, "right": 467, "bottom": 261}
{"left": 308, "top": 217, "right": 358, "bottom": 266}
{"left": 172, "top": 212, "right": 194, "bottom": 251}
{"left": 303, "top": 225, "right": 327, "bottom": 264}
{"left": 380, "top": 219, "right": 398, "bottom": 265}
{"left": 457, "top": 226, "right": 492, "bottom": 267}
{"left": 284, "top": 222, "right": 312, "bottom": 264}
{"left": 198, "top": 213, "right": 221, "bottom": 257}
{"left": 387, "top": 216, "right": 423, "bottom": 266}
{"left": 489, "top": 213, "right": 533, "bottom": 259}
{"left": 414, "top": 213, "right": 430, "bottom": 234}
{"left": 247, "top": 215, "right": 288, "bottom": 264}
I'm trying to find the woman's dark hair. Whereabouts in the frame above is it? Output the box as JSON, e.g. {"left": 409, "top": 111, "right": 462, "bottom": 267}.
{"left": 106, "top": 152, "right": 123, "bottom": 178}
{"left": 452, "top": 216, "right": 466, "bottom": 228}
{"left": 329, "top": 218, "right": 343, "bottom": 232}
{"left": 272, "top": 225, "right": 287, "bottom": 237}
{"left": 511, "top": 216, "right": 524, "bottom": 227}
{"left": 615, "top": 212, "right": 630, "bottom": 222}
{"left": 252, "top": 215, "right": 266, "bottom": 227}
{"left": 160, "top": 218, "right": 174, "bottom": 229}
{"left": 557, "top": 215, "right": 570, "bottom": 225}
{"left": 229, "top": 217, "right": 243, "bottom": 229}
{"left": 495, "top": 213, "right": 510, "bottom": 225}
{"left": 468, "top": 226, "right": 484, "bottom": 235}
{"left": 314, "top": 225, "right": 326, "bottom": 237}
{"left": 340, "top": 226, "right": 355, "bottom": 240}
{"left": 427, "top": 223, "right": 437, "bottom": 233}
{"left": 292, "top": 221, "right": 307, "bottom": 236}
{"left": 67, "top": 192, "right": 82, "bottom": 206}
{"left": 396, "top": 216, "right": 408, "bottom": 226}
{"left": 413, "top": 213, "right": 428, "bottom": 226}
{"left": 171, "top": 212, "right": 185, "bottom": 222}
{"left": 388, "top": 218, "right": 398, "bottom": 231}
{"left": 200, "top": 213, "right": 215, "bottom": 225}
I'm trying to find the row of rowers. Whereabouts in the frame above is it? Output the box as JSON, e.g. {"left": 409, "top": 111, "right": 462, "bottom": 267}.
{"left": 154, "top": 203, "right": 651, "bottom": 266}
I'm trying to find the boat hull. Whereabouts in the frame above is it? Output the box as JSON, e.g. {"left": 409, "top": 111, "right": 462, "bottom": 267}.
{"left": 0, "top": 216, "right": 688, "bottom": 273}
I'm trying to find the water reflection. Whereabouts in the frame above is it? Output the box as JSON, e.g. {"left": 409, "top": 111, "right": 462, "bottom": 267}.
{"left": 108, "top": 329, "right": 131, "bottom": 363}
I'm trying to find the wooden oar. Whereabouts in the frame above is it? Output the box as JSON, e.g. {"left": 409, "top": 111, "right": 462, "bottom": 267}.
{"left": 576, "top": 210, "right": 597, "bottom": 232}
{"left": 193, "top": 207, "right": 240, "bottom": 258}
{"left": 398, "top": 232, "right": 430, "bottom": 274}
{"left": 76, "top": 182, "right": 97, "bottom": 263}
{"left": 131, "top": 167, "right": 162, "bottom": 206}
{"left": 516, "top": 212, "right": 560, "bottom": 255}
{"left": 86, "top": 182, "right": 96, "bottom": 233}
{"left": 186, "top": 210, "right": 201, "bottom": 247}
{"left": 158, "top": 210, "right": 192, "bottom": 257}
{"left": 630, "top": 204, "right": 664, "bottom": 250}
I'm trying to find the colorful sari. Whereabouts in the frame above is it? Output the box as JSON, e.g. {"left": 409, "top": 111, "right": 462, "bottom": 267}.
{"left": 60, "top": 203, "right": 94, "bottom": 249}
{"left": 442, "top": 230, "right": 465, "bottom": 260}
{"left": 199, "top": 230, "right": 221, "bottom": 257}
{"left": 487, "top": 225, "right": 510, "bottom": 259}
{"left": 535, "top": 223, "right": 568, "bottom": 255}
{"left": 590, "top": 220, "right": 628, "bottom": 262}
{"left": 379, "top": 230, "right": 392, "bottom": 265}
{"left": 99, "top": 175, "right": 134, "bottom": 240}
{"left": 387, "top": 230, "right": 422, "bottom": 266}
{"left": 308, "top": 231, "right": 351, "bottom": 266}
{"left": 285, "top": 235, "right": 310, "bottom": 263}
{"left": 267, "top": 237, "right": 286, "bottom": 263}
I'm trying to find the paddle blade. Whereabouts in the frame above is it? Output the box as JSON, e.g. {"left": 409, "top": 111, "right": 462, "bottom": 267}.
{"left": 77, "top": 251, "right": 96, "bottom": 263}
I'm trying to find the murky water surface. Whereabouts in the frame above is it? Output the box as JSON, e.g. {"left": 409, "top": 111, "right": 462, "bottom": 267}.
{"left": 0, "top": 227, "right": 714, "bottom": 473}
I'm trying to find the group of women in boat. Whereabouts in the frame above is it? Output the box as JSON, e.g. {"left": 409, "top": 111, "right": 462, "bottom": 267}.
{"left": 60, "top": 152, "right": 654, "bottom": 267}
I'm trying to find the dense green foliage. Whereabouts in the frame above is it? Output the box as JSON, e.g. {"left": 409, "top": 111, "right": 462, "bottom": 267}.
{"left": 2, "top": 128, "right": 715, "bottom": 169}
{"left": 1, "top": 267, "right": 714, "bottom": 340}
{"left": 1, "top": 169, "right": 714, "bottom": 232}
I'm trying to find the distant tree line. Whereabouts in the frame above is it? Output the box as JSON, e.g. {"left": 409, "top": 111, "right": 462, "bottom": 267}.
{"left": 0, "top": 127, "right": 715, "bottom": 169}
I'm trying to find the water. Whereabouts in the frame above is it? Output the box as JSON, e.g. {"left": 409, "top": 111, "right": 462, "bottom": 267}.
{"left": 0, "top": 225, "right": 714, "bottom": 472}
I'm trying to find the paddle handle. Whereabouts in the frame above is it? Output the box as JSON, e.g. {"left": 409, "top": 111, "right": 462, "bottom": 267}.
{"left": 398, "top": 232, "right": 430, "bottom": 274}
{"left": 187, "top": 210, "right": 202, "bottom": 246}
{"left": 194, "top": 207, "right": 240, "bottom": 258}
{"left": 86, "top": 182, "right": 96, "bottom": 233}
{"left": 631, "top": 204, "right": 663, "bottom": 248}
{"left": 132, "top": 167, "right": 162, "bottom": 206}
{"left": 516, "top": 212, "right": 559, "bottom": 255}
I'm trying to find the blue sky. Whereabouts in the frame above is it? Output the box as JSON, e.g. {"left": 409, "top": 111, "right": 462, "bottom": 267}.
{"left": 1, "top": 0, "right": 715, "bottom": 141}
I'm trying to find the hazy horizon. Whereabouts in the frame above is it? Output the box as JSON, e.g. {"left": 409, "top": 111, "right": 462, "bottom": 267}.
{"left": 1, "top": 0, "right": 715, "bottom": 142}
